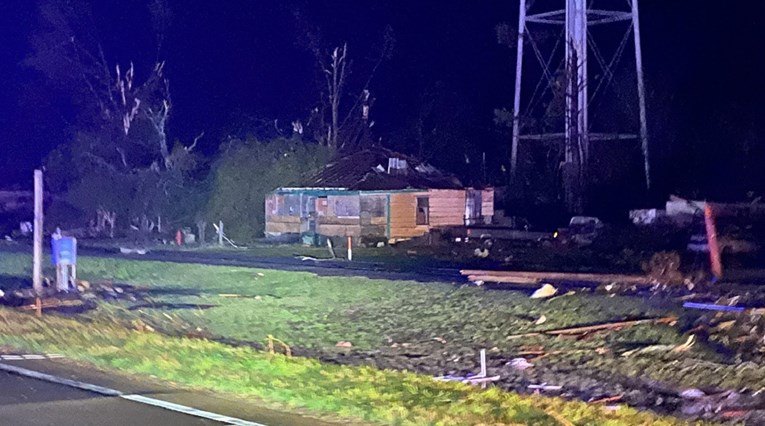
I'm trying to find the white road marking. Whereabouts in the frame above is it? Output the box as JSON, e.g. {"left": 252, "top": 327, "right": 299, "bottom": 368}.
{"left": 0, "top": 362, "right": 267, "bottom": 425}
{"left": 21, "top": 354, "right": 45, "bottom": 360}
{"left": 0, "top": 363, "right": 122, "bottom": 396}
{"left": 0, "top": 354, "right": 66, "bottom": 361}
{"left": 121, "top": 394, "right": 266, "bottom": 426}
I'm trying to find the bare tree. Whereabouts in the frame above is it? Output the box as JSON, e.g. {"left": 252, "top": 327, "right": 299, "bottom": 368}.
{"left": 298, "top": 19, "right": 394, "bottom": 150}
{"left": 29, "top": 0, "right": 202, "bottom": 237}
{"left": 323, "top": 44, "right": 348, "bottom": 149}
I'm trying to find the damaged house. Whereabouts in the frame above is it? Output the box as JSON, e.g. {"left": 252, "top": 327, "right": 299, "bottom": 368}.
{"left": 265, "top": 148, "right": 493, "bottom": 242}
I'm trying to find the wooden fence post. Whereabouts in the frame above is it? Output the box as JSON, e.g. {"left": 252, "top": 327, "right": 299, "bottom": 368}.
{"left": 704, "top": 203, "right": 723, "bottom": 280}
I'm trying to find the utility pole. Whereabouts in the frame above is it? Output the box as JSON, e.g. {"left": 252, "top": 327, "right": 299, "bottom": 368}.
{"left": 33, "top": 169, "right": 44, "bottom": 295}
{"left": 510, "top": 0, "right": 650, "bottom": 212}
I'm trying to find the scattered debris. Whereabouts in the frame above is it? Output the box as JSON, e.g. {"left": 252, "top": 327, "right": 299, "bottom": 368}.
{"left": 684, "top": 301, "right": 743, "bottom": 312}
{"left": 545, "top": 290, "right": 576, "bottom": 303}
{"left": 530, "top": 284, "right": 557, "bottom": 299}
{"left": 589, "top": 394, "right": 623, "bottom": 404}
{"left": 528, "top": 384, "right": 563, "bottom": 392}
{"left": 507, "top": 357, "right": 534, "bottom": 371}
{"left": 436, "top": 349, "right": 500, "bottom": 388}
{"left": 18, "top": 299, "right": 86, "bottom": 311}
{"left": 545, "top": 317, "right": 677, "bottom": 336}
{"left": 507, "top": 316, "right": 678, "bottom": 339}
{"left": 621, "top": 335, "right": 696, "bottom": 357}
{"left": 679, "top": 388, "right": 706, "bottom": 400}
{"left": 335, "top": 341, "right": 353, "bottom": 348}
{"left": 473, "top": 248, "right": 490, "bottom": 258}
{"left": 119, "top": 247, "right": 147, "bottom": 255}
{"left": 461, "top": 269, "right": 651, "bottom": 286}
{"left": 534, "top": 314, "right": 547, "bottom": 325}
{"left": 297, "top": 255, "right": 335, "bottom": 262}
{"left": 267, "top": 335, "right": 292, "bottom": 357}
{"left": 642, "top": 251, "right": 683, "bottom": 284}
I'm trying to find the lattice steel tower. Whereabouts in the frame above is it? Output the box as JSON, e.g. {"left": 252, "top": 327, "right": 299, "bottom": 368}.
{"left": 509, "top": 0, "right": 649, "bottom": 213}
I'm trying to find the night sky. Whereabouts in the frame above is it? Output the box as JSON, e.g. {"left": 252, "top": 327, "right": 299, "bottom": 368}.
{"left": 1, "top": 1, "right": 764, "bottom": 202}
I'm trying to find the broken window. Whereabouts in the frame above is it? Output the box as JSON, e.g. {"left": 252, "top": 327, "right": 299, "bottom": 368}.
{"left": 332, "top": 196, "right": 360, "bottom": 217}
{"left": 465, "top": 189, "right": 482, "bottom": 225}
{"left": 416, "top": 196, "right": 429, "bottom": 225}
{"left": 276, "top": 195, "right": 301, "bottom": 217}
{"left": 360, "top": 195, "right": 386, "bottom": 217}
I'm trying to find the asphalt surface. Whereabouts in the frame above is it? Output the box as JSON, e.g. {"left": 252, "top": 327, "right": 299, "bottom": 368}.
{"left": 0, "top": 370, "right": 217, "bottom": 426}
{"left": 0, "top": 357, "right": 340, "bottom": 426}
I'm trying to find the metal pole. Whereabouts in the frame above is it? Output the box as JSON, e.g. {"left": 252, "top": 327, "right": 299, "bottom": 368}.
{"left": 631, "top": 0, "right": 651, "bottom": 189}
{"left": 218, "top": 220, "right": 224, "bottom": 246}
{"left": 510, "top": 0, "right": 527, "bottom": 179}
{"left": 33, "top": 170, "right": 44, "bottom": 295}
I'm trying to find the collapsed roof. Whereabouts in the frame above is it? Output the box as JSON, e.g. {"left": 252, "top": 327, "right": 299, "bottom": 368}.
{"left": 303, "top": 148, "right": 464, "bottom": 190}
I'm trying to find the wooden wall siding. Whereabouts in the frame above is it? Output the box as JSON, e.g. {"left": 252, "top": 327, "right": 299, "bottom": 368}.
{"left": 265, "top": 215, "right": 301, "bottom": 235}
{"left": 317, "top": 224, "right": 362, "bottom": 237}
{"left": 318, "top": 217, "right": 360, "bottom": 226}
{"left": 428, "top": 189, "right": 467, "bottom": 226}
{"left": 389, "top": 192, "right": 429, "bottom": 238}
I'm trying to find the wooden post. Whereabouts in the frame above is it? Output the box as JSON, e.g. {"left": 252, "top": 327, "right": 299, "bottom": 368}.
{"left": 33, "top": 170, "right": 44, "bottom": 295}
{"left": 218, "top": 220, "right": 224, "bottom": 246}
{"left": 347, "top": 236, "right": 352, "bottom": 261}
{"left": 704, "top": 203, "right": 723, "bottom": 280}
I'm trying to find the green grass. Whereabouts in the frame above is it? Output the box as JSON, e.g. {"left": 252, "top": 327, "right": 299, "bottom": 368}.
{"left": 0, "top": 252, "right": 740, "bottom": 424}
{"left": 0, "top": 308, "right": 695, "bottom": 426}
{"left": 0, "top": 253, "right": 678, "bottom": 352}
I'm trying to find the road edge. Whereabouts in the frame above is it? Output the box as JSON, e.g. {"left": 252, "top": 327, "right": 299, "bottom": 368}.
{"left": 0, "top": 362, "right": 266, "bottom": 426}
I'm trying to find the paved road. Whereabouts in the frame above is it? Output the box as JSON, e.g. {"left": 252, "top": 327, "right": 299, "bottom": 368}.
{"left": 0, "top": 370, "right": 217, "bottom": 426}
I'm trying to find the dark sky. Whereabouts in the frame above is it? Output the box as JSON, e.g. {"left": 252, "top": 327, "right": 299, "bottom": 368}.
{"left": 1, "top": 1, "right": 764, "bottom": 200}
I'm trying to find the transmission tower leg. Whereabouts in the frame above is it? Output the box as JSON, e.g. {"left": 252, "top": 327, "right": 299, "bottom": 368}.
{"left": 510, "top": 0, "right": 527, "bottom": 180}
{"left": 632, "top": 0, "right": 651, "bottom": 189}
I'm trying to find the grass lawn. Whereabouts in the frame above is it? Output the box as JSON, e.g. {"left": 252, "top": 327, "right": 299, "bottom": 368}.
{"left": 0, "top": 308, "right": 695, "bottom": 426}
{"left": 0, "top": 252, "right": 676, "bottom": 351}
{"left": 0, "top": 252, "right": 739, "bottom": 424}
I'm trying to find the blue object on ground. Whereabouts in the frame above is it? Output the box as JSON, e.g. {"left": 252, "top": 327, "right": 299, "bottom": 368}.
{"left": 683, "top": 302, "right": 745, "bottom": 313}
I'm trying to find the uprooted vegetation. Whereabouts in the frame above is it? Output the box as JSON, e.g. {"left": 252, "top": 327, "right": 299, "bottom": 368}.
{"left": 1, "top": 252, "right": 763, "bottom": 423}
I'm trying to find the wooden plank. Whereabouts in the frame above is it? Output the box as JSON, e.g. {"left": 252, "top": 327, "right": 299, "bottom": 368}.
{"left": 460, "top": 269, "right": 652, "bottom": 284}
{"left": 507, "top": 316, "right": 678, "bottom": 339}
{"left": 318, "top": 217, "right": 360, "bottom": 226}
{"left": 317, "top": 224, "right": 361, "bottom": 237}
{"left": 265, "top": 222, "right": 300, "bottom": 233}
{"left": 266, "top": 215, "right": 301, "bottom": 223}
